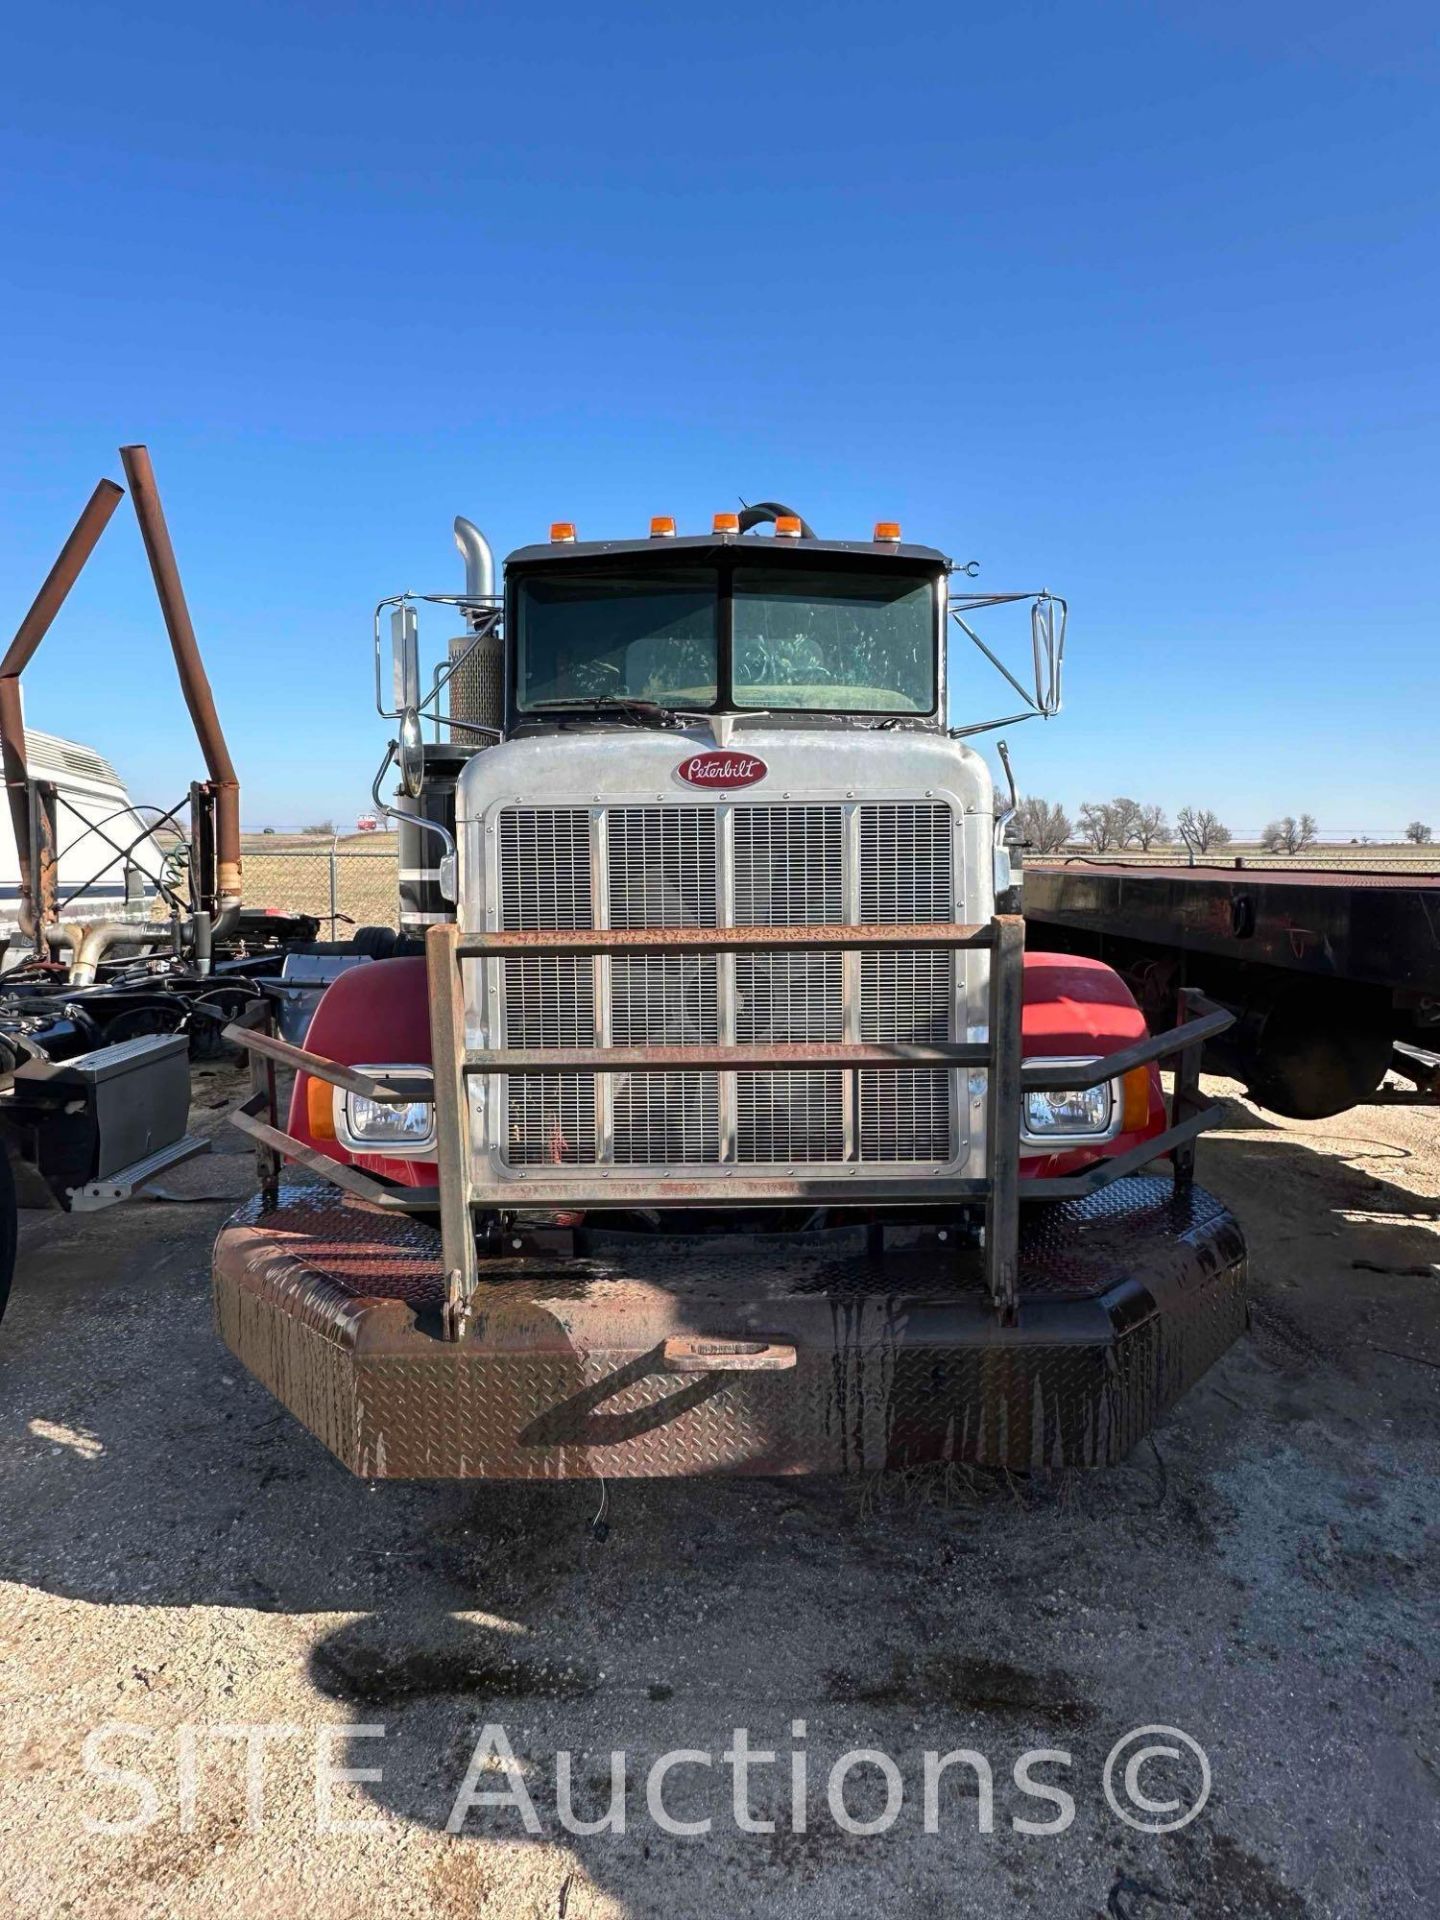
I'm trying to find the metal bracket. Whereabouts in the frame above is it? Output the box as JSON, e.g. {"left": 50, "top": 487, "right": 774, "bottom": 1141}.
{"left": 67, "top": 1133, "right": 209, "bottom": 1211}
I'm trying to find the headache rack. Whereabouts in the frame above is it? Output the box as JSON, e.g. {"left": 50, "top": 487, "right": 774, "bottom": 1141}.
{"left": 227, "top": 915, "right": 1233, "bottom": 1337}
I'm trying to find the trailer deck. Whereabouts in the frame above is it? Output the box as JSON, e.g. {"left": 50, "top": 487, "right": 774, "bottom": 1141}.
{"left": 1024, "top": 859, "right": 1440, "bottom": 1114}
{"left": 1025, "top": 861, "right": 1440, "bottom": 998}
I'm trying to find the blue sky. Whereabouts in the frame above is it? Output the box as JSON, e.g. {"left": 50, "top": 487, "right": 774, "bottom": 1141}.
{"left": 1, "top": 2, "right": 1435, "bottom": 835}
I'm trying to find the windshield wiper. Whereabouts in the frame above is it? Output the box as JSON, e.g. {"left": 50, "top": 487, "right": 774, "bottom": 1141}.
{"left": 526, "top": 696, "right": 689, "bottom": 730}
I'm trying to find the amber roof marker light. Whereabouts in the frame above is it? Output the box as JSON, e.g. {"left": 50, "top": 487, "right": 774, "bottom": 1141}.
{"left": 549, "top": 521, "right": 577, "bottom": 543}
{"left": 873, "top": 521, "right": 902, "bottom": 543}
{"left": 712, "top": 512, "right": 740, "bottom": 536}
{"left": 649, "top": 515, "right": 677, "bottom": 539}
{"left": 773, "top": 515, "right": 802, "bottom": 539}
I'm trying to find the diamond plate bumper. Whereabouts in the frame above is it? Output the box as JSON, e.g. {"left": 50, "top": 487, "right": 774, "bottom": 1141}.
{"left": 213, "top": 1176, "right": 1246, "bottom": 1477}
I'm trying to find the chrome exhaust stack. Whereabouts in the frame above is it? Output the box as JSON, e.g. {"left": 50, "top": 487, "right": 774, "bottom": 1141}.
{"left": 453, "top": 516, "right": 495, "bottom": 609}
{"left": 447, "top": 517, "right": 503, "bottom": 742}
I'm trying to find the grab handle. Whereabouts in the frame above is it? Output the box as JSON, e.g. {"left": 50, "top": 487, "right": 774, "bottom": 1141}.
{"left": 659, "top": 1335, "right": 797, "bottom": 1374}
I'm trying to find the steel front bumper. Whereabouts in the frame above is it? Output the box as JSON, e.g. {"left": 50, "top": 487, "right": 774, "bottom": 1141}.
{"left": 213, "top": 1176, "right": 1246, "bottom": 1478}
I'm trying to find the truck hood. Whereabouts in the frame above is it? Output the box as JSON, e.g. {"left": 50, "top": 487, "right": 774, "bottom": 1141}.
{"left": 455, "top": 725, "right": 994, "bottom": 831}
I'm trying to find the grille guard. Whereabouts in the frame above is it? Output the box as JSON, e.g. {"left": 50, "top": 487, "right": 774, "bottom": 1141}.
{"left": 224, "top": 915, "right": 1233, "bottom": 1334}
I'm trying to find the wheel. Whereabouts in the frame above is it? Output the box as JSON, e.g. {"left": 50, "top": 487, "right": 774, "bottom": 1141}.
{"left": 350, "top": 925, "right": 398, "bottom": 959}
{"left": 188, "top": 986, "right": 254, "bottom": 1061}
{"left": 0, "top": 1149, "right": 16, "bottom": 1329}
{"left": 99, "top": 1004, "right": 186, "bottom": 1047}
{"left": 1243, "top": 985, "right": 1393, "bottom": 1119}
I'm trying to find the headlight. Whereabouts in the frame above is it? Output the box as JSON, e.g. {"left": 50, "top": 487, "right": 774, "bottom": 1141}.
{"left": 1021, "top": 1063, "right": 1119, "bottom": 1144}
{"left": 335, "top": 1068, "right": 436, "bottom": 1155}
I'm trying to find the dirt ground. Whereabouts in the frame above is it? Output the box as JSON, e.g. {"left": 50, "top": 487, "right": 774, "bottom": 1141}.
{"left": 0, "top": 1072, "right": 1435, "bottom": 1919}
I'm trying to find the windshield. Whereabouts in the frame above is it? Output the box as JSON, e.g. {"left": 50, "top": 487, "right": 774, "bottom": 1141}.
{"left": 513, "top": 562, "right": 938, "bottom": 716}
{"left": 516, "top": 571, "right": 718, "bottom": 711}
{"left": 732, "top": 568, "right": 936, "bottom": 712}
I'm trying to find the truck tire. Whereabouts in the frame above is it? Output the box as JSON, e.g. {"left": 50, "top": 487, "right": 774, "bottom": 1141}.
{"left": 350, "top": 926, "right": 398, "bottom": 959}
{"left": 0, "top": 1149, "right": 16, "bottom": 1329}
{"left": 1242, "top": 985, "right": 1392, "bottom": 1120}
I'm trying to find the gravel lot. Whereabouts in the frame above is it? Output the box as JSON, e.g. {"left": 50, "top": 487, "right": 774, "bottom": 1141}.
{"left": 0, "top": 1070, "right": 1435, "bottom": 1918}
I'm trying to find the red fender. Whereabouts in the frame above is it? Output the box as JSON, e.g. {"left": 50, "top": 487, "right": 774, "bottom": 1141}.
{"left": 287, "top": 957, "right": 438, "bottom": 1187}
{"left": 1020, "top": 952, "right": 1166, "bottom": 1178}
{"left": 287, "top": 950, "right": 1164, "bottom": 1190}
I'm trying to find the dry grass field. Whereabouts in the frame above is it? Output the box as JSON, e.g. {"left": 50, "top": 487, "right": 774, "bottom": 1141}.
{"left": 241, "top": 830, "right": 400, "bottom": 930}
{"left": 234, "top": 827, "right": 1438, "bottom": 934}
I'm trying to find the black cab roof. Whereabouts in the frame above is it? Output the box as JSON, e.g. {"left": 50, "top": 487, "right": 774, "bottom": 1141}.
{"left": 504, "top": 534, "right": 951, "bottom": 572}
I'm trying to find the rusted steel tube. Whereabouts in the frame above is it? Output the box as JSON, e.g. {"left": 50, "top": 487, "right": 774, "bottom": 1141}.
{"left": 458, "top": 920, "right": 990, "bottom": 960}
{"left": 466, "top": 1039, "right": 990, "bottom": 1073}
{"left": 1, "top": 479, "right": 125, "bottom": 926}
{"left": 223, "top": 1022, "right": 432, "bottom": 1102}
{"left": 119, "top": 445, "right": 241, "bottom": 913}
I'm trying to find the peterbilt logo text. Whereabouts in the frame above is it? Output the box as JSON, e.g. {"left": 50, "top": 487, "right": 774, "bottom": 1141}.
{"left": 675, "top": 751, "right": 768, "bottom": 790}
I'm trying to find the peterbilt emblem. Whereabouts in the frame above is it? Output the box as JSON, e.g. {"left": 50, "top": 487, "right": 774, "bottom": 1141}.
{"left": 676, "top": 751, "right": 768, "bottom": 790}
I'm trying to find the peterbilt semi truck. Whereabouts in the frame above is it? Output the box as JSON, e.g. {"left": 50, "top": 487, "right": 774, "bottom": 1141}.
{"left": 217, "top": 505, "right": 1247, "bottom": 1478}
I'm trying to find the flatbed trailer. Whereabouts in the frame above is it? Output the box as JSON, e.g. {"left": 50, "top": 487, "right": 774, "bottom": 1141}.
{"left": 1024, "top": 860, "right": 1440, "bottom": 1117}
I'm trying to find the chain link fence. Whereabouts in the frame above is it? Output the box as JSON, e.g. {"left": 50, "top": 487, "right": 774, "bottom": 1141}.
{"left": 238, "top": 836, "right": 1436, "bottom": 933}
{"left": 243, "top": 844, "right": 400, "bottom": 931}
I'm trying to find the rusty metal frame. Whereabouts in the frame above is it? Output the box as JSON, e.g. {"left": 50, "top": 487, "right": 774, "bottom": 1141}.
{"left": 119, "top": 446, "right": 242, "bottom": 919}
{"left": 2, "top": 451, "right": 245, "bottom": 955}
{"left": 224, "top": 916, "right": 1233, "bottom": 1336}
{"left": 27, "top": 779, "right": 60, "bottom": 943}
{"left": 457, "top": 921, "right": 988, "bottom": 960}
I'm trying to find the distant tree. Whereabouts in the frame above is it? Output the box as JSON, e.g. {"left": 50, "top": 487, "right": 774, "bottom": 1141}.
{"left": 1176, "top": 806, "right": 1232, "bottom": 854}
{"left": 1261, "top": 813, "right": 1318, "bottom": 855}
{"left": 1078, "top": 801, "right": 1119, "bottom": 851}
{"left": 1109, "top": 796, "right": 1145, "bottom": 848}
{"left": 301, "top": 818, "right": 337, "bottom": 837}
{"left": 1405, "top": 820, "right": 1433, "bottom": 845}
{"left": 1012, "top": 796, "right": 1073, "bottom": 853}
{"left": 1132, "top": 804, "right": 1171, "bottom": 851}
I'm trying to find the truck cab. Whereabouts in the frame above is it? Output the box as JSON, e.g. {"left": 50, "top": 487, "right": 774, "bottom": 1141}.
{"left": 452, "top": 519, "right": 992, "bottom": 1199}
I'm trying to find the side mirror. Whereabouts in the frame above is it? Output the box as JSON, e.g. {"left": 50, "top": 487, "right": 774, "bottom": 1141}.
{"left": 1030, "top": 596, "right": 1066, "bottom": 716}
{"left": 390, "top": 605, "right": 420, "bottom": 714}
{"left": 398, "top": 707, "right": 425, "bottom": 799}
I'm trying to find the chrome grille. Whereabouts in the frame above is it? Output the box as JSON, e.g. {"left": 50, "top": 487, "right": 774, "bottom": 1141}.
{"left": 501, "top": 808, "right": 592, "bottom": 930}
{"left": 858, "top": 804, "right": 954, "bottom": 1162}
{"left": 504, "top": 1073, "right": 597, "bottom": 1168}
{"left": 491, "top": 798, "right": 960, "bottom": 1176}
{"left": 859, "top": 802, "right": 953, "bottom": 922}
{"left": 608, "top": 808, "right": 719, "bottom": 1165}
{"left": 608, "top": 807, "right": 717, "bottom": 928}
{"left": 499, "top": 809, "right": 596, "bottom": 1166}
{"left": 734, "top": 805, "right": 846, "bottom": 1162}
{"left": 611, "top": 953, "right": 720, "bottom": 1164}
{"left": 734, "top": 805, "right": 844, "bottom": 924}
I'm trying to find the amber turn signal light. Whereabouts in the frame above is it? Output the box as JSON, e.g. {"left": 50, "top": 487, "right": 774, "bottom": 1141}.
{"left": 1120, "top": 1066, "right": 1151, "bottom": 1132}
{"left": 306, "top": 1076, "right": 336, "bottom": 1141}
